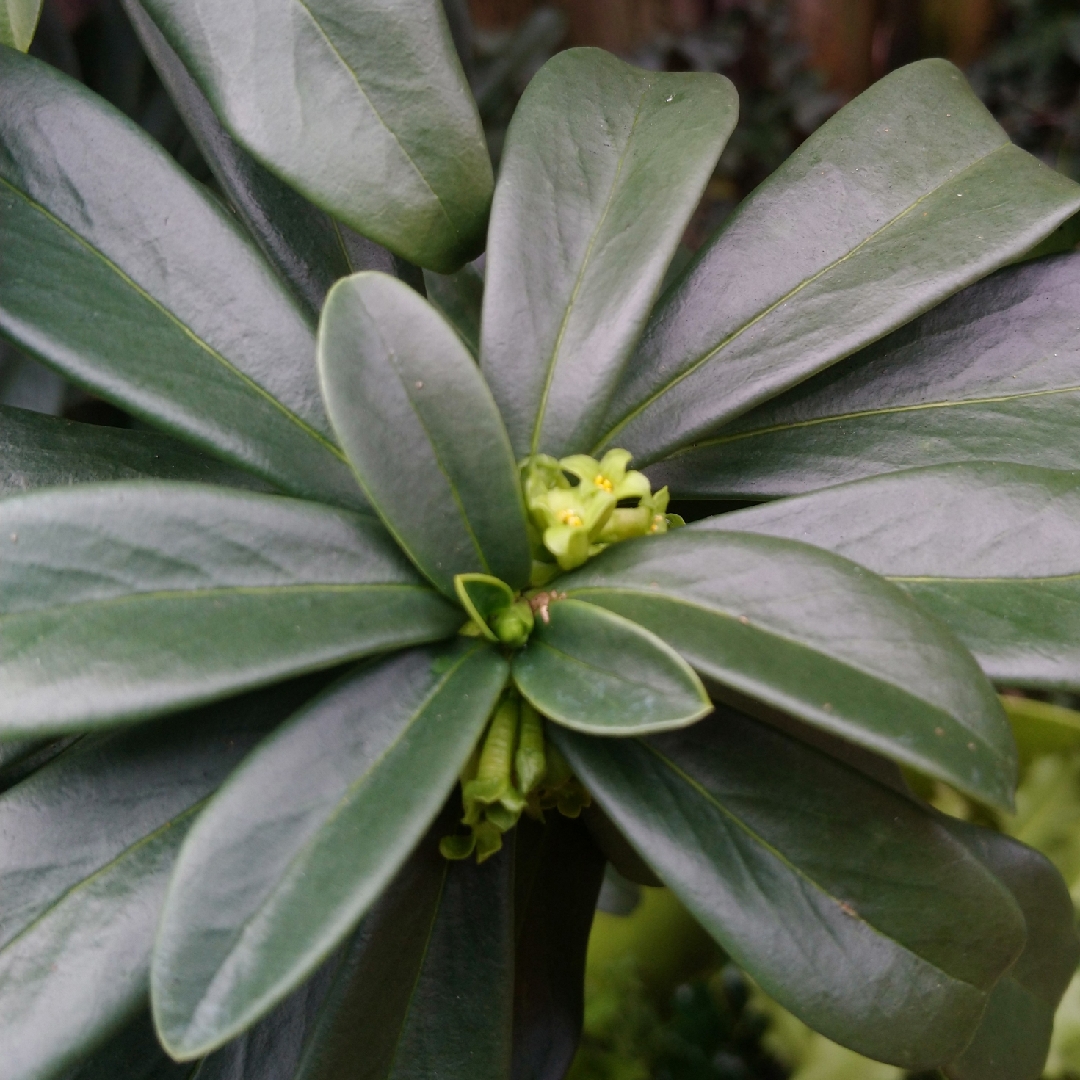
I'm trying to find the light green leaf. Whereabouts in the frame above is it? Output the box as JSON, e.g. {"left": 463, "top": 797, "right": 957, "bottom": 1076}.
{"left": 0, "top": 0, "right": 41, "bottom": 50}
{"left": 0, "top": 49, "right": 361, "bottom": 508}
{"left": 318, "top": 272, "right": 531, "bottom": 596}
{"left": 0, "top": 678, "right": 319, "bottom": 1080}
{"left": 511, "top": 597, "right": 712, "bottom": 735}
{"left": 597, "top": 59, "right": 1080, "bottom": 465}
{"left": 0, "top": 483, "right": 459, "bottom": 735}
{"left": 152, "top": 640, "right": 508, "bottom": 1059}
{"left": 553, "top": 707, "right": 1026, "bottom": 1069}
{"left": 651, "top": 253, "right": 1080, "bottom": 499}
{"left": 559, "top": 530, "right": 1016, "bottom": 809}
{"left": 481, "top": 48, "right": 737, "bottom": 459}
{"left": 139, "top": 0, "right": 493, "bottom": 272}
{"left": 708, "top": 463, "right": 1080, "bottom": 689}
{"left": 940, "top": 819, "right": 1079, "bottom": 1080}
{"left": 0, "top": 403, "right": 270, "bottom": 498}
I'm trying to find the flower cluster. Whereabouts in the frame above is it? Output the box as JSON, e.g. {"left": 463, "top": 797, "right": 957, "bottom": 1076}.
{"left": 522, "top": 449, "right": 682, "bottom": 582}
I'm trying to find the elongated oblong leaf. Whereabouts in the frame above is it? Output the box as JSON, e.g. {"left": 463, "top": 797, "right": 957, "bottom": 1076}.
{"left": 710, "top": 463, "right": 1080, "bottom": 689}
{"left": 553, "top": 708, "right": 1026, "bottom": 1069}
{"left": 0, "top": 403, "right": 269, "bottom": 498}
{"left": 0, "top": 678, "right": 319, "bottom": 1080}
{"left": 319, "top": 272, "right": 531, "bottom": 595}
{"left": 597, "top": 59, "right": 1080, "bottom": 464}
{"left": 652, "top": 253, "right": 1080, "bottom": 498}
{"left": 940, "top": 819, "right": 1079, "bottom": 1080}
{"left": 152, "top": 641, "right": 508, "bottom": 1059}
{"left": 512, "top": 598, "right": 711, "bottom": 735}
{"left": 121, "top": 0, "right": 352, "bottom": 318}
{"left": 0, "top": 483, "right": 459, "bottom": 734}
{"left": 140, "top": 0, "right": 493, "bottom": 272}
{"left": 0, "top": 49, "right": 360, "bottom": 507}
{"left": 480, "top": 48, "right": 737, "bottom": 458}
{"left": 0, "top": 0, "right": 40, "bottom": 50}
{"left": 558, "top": 531, "right": 1015, "bottom": 808}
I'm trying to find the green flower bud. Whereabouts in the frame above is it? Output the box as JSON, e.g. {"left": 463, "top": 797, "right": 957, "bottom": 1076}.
{"left": 492, "top": 599, "right": 534, "bottom": 647}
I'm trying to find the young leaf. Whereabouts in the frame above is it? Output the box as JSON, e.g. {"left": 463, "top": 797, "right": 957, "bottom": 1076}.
{"left": 139, "top": 0, "right": 493, "bottom": 272}
{"left": 0, "top": 49, "right": 362, "bottom": 509}
{"left": 651, "top": 252, "right": 1080, "bottom": 499}
{"left": 513, "top": 816, "right": 606, "bottom": 1080}
{"left": 318, "top": 272, "right": 531, "bottom": 596}
{"left": 709, "top": 463, "right": 1080, "bottom": 689}
{"left": 552, "top": 707, "right": 1027, "bottom": 1070}
{"left": 0, "top": 0, "right": 41, "bottom": 50}
{"left": 455, "top": 573, "right": 516, "bottom": 641}
{"left": 0, "top": 678, "right": 320, "bottom": 1080}
{"left": 597, "top": 59, "right": 1080, "bottom": 465}
{"left": 0, "top": 484, "right": 460, "bottom": 735}
{"left": 511, "top": 598, "right": 712, "bottom": 735}
{"left": 481, "top": 48, "right": 738, "bottom": 459}
{"left": 939, "top": 819, "right": 1079, "bottom": 1080}
{"left": 151, "top": 641, "right": 508, "bottom": 1059}
{"left": 121, "top": 0, "right": 352, "bottom": 318}
{"left": 0, "top": 403, "right": 270, "bottom": 498}
{"left": 558, "top": 530, "right": 1016, "bottom": 809}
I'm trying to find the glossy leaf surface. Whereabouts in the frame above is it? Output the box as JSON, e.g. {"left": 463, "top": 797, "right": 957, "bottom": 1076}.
{"left": 140, "top": 0, "right": 493, "bottom": 272}
{"left": 0, "top": 679, "right": 319, "bottom": 1080}
{"left": 940, "top": 819, "right": 1079, "bottom": 1080}
{"left": 553, "top": 708, "right": 1026, "bottom": 1069}
{"left": 152, "top": 641, "right": 508, "bottom": 1059}
{"left": 512, "top": 598, "right": 711, "bottom": 735}
{"left": 0, "top": 404, "right": 269, "bottom": 497}
{"left": 121, "top": 0, "right": 352, "bottom": 317}
{"left": 0, "top": 0, "right": 41, "bottom": 50}
{"left": 0, "top": 483, "right": 459, "bottom": 734}
{"left": 319, "top": 272, "right": 531, "bottom": 596}
{"left": 597, "top": 59, "right": 1080, "bottom": 464}
{"left": 652, "top": 252, "right": 1080, "bottom": 498}
{"left": 513, "top": 816, "right": 605, "bottom": 1080}
{"left": 559, "top": 531, "right": 1015, "bottom": 808}
{"left": 481, "top": 48, "right": 737, "bottom": 458}
{"left": 711, "top": 463, "right": 1080, "bottom": 689}
{"left": 0, "top": 49, "right": 360, "bottom": 507}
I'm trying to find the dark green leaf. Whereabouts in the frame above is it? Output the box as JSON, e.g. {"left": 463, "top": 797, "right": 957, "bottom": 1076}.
{"left": 481, "top": 48, "right": 737, "bottom": 459}
{"left": 0, "top": 735, "right": 76, "bottom": 795}
{"left": 0, "top": 48, "right": 360, "bottom": 508}
{"left": 512, "top": 597, "right": 711, "bottom": 735}
{"left": 597, "top": 59, "right": 1080, "bottom": 465}
{"left": 152, "top": 640, "right": 508, "bottom": 1059}
{"left": 318, "top": 272, "right": 531, "bottom": 596}
{"left": 0, "top": 677, "right": 321, "bottom": 1080}
{"left": 553, "top": 707, "right": 1027, "bottom": 1069}
{"left": 0, "top": 483, "right": 459, "bottom": 735}
{"left": 558, "top": 530, "right": 1016, "bottom": 808}
{"left": 423, "top": 264, "right": 484, "bottom": 357}
{"left": 0, "top": 404, "right": 270, "bottom": 498}
{"left": 140, "top": 0, "right": 493, "bottom": 272}
{"left": 64, "top": 1011, "right": 192, "bottom": 1080}
{"left": 651, "top": 253, "right": 1080, "bottom": 498}
{"left": 120, "top": 0, "right": 352, "bottom": 318}
{"left": 512, "top": 815, "right": 605, "bottom": 1080}
{"left": 709, "top": 463, "right": 1080, "bottom": 689}
{"left": 940, "top": 820, "right": 1079, "bottom": 1080}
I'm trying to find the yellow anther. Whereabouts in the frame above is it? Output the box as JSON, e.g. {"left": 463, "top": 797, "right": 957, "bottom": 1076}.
{"left": 594, "top": 475, "right": 614, "bottom": 493}
{"left": 558, "top": 509, "right": 584, "bottom": 527}
{"left": 649, "top": 514, "right": 664, "bottom": 533}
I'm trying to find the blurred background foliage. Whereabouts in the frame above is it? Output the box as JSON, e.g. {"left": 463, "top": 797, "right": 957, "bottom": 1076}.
{"left": 7, "top": 0, "right": 1080, "bottom": 1075}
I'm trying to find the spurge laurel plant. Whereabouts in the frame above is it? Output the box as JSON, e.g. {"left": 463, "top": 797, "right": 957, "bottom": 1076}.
{"left": 3, "top": 1, "right": 1080, "bottom": 1078}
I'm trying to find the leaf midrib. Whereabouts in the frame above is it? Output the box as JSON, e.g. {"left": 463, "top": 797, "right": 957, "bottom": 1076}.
{"left": 567, "top": 584, "right": 1010, "bottom": 765}
{"left": 182, "top": 643, "right": 485, "bottom": 1044}
{"left": 593, "top": 143, "right": 1013, "bottom": 452}
{"left": 0, "top": 172, "right": 345, "bottom": 463}
{"left": 637, "top": 740, "right": 985, "bottom": 992}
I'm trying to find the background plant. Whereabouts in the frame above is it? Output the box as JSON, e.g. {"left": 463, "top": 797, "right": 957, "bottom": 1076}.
{"left": 3, "top": 3, "right": 1080, "bottom": 1080}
